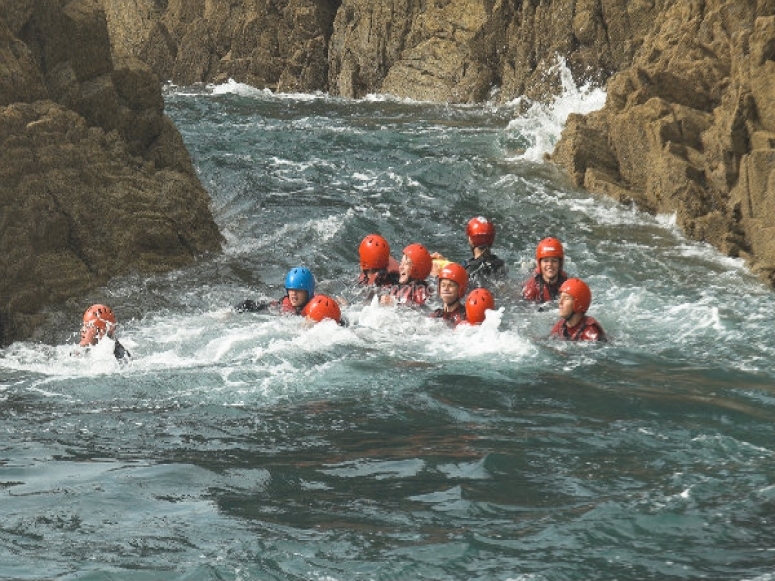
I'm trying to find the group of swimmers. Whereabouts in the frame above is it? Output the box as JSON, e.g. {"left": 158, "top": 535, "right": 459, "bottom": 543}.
{"left": 76, "top": 215, "right": 607, "bottom": 361}
{"left": 345, "top": 216, "right": 606, "bottom": 341}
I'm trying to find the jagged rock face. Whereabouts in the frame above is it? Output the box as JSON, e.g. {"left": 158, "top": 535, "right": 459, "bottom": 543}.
{"left": 103, "top": 0, "right": 341, "bottom": 91}
{"left": 108, "top": 0, "right": 775, "bottom": 288}
{"left": 109, "top": 0, "right": 651, "bottom": 103}
{"left": 0, "top": 0, "right": 222, "bottom": 345}
{"left": 552, "top": 2, "right": 775, "bottom": 286}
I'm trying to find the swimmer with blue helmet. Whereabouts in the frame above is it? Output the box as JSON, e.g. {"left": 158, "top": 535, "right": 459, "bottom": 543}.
{"left": 235, "top": 267, "right": 316, "bottom": 315}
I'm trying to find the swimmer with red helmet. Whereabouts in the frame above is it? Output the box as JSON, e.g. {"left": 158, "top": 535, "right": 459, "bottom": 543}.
{"left": 550, "top": 278, "right": 607, "bottom": 342}
{"left": 301, "top": 294, "right": 345, "bottom": 326}
{"left": 464, "top": 288, "right": 495, "bottom": 325}
{"left": 430, "top": 216, "right": 506, "bottom": 289}
{"left": 236, "top": 267, "right": 316, "bottom": 315}
{"left": 462, "top": 216, "right": 506, "bottom": 288}
{"left": 79, "top": 304, "right": 130, "bottom": 361}
{"left": 522, "top": 237, "right": 569, "bottom": 303}
{"left": 429, "top": 262, "right": 468, "bottom": 326}
{"left": 381, "top": 243, "right": 433, "bottom": 307}
{"left": 358, "top": 234, "right": 400, "bottom": 287}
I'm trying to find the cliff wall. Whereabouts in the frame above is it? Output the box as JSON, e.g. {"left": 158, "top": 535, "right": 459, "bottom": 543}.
{"left": 552, "top": 1, "right": 775, "bottom": 285}
{"left": 0, "top": 0, "right": 222, "bottom": 346}
{"left": 106, "top": 0, "right": 775, "bottom": 288}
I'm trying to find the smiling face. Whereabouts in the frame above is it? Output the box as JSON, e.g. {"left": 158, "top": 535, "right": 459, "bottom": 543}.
{"left": 540, "top": 257, "right": 561, "bottom": 283}
{"left": 287, "top": 289, "right": 309, "bottom": 308}
{"left": 439, "top": 278, "right": 461, "bottom": 306}
{"left": 398, "top": 254, "right": 412, "bottom": 284}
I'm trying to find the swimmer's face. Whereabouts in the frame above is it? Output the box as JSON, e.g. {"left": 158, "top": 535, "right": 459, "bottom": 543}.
{"left": 558, "top": 291, "right": 575, "bottom": 320}
{"left": 439, "top": 278, "right": 461, "bottom": 305}
{"left": 79, "top": 324, "right": 102, "bottom": 346}
{"left": 287, "top": 289, "right": 309, "bottom": 308}
{"left": 540, "top": 257, "right": 560, "bottom": 282}
{"left": 398, "top": 255, "right": 413, "bottom": 284}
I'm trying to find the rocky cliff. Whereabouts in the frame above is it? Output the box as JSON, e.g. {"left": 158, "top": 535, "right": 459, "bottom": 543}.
{"left": 0, "top": 0, "right": 222, "bottom": 346}
{"left": 105, "top": 0, "right": 775, "bottom": 289}
{"left": 552, "top": 1, "right": 775, "bottom": 285}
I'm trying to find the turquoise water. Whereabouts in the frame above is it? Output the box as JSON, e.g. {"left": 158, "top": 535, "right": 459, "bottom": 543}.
{"left": 2, "top": 79, "right": 775, "bottom": 580}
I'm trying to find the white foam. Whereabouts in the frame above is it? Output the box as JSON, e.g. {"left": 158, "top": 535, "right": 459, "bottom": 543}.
{"left": 505, "top": 56, "right": 607, "bottom": 162}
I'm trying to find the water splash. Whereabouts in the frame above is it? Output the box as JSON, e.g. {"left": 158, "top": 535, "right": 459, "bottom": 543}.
{"left": 505, "top": 57, "right": 607, "bottom": 162}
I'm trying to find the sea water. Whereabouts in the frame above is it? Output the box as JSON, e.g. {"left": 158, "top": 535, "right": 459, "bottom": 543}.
{"left": 2, "top": 66, "right": 775, "bottom": 580}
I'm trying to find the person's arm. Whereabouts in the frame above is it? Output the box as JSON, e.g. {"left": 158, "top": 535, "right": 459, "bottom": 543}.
{"left": 580, "top": 319, "right": 608, "bottom": 342}
{"left": 522, "top": 277, "right": 538, "bottom": 300}
{"left": 234, "top": 299, "right": 269, "bottom": 313}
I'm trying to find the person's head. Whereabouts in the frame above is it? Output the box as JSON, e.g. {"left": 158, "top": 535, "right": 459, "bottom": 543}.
{"left": 359, "top": 234, "right": 391, "bottom": 273}
{"left": 399, "top": 243, "right": 432, "bottom": 284}
{"left": 467, "top": 216, "right": 496, "bottom": 250}
{"left": 535, "top": 237, "right": 564, "bottom": 283}
{"left": 437, "top": 262, "right": 468, "bottom": 307}
{"left": 79, "top": 304, "right": 117, "bottom": 346}
{"left": 558, "top": 278, "right": 591, "bottom": 321}
{"left": 285, "top": 266, "right": 315, "bottom": 308}
{"left": 465, "top": 288, "right": 495, "bottom": 324}
{"left": 301, "top": 294, "right": 342, "bottom": 324}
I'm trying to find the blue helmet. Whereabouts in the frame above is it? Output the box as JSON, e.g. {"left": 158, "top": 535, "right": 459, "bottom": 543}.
{"left": 284, "top": 267, "right": 315, "bottom": 296}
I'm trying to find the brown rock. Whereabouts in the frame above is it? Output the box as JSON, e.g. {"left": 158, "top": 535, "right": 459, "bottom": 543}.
{"left": 553, "top": 2, "right": 775, "bottom": 287}
{"left": 0, "top": 2, "right": 222, "bottom": 346}
{"left": 106, "top": 0, "right": 339, "bottom": 92}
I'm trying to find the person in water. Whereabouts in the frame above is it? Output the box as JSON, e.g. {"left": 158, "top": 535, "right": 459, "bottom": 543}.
{"left": 462, "top": 216, "right": 506, "bottom": 288}
{"left": 464, "top": 287, "right": 495, "bottom": 325}
{"left": 302, "top": 294, "right": 344, "bottom": 325}
{"left": 235, "top": 266, "right": 315, "bottom": 314}
{"left": 429, "top": 216, "right": 506, "bottom": 289}
{"left": 358, "top": 234, "right": 400, "bottom": 287}
{"left": 79, "top": 304, "right": 130, "bottom": 361}
{"left": 550, "top": 278, "right": 607, "bottom": 342}
{"left": 522, "top": 237, "right": 569, "bottom": 303}
{"left": 429, "top": 262, "right": 468, "bottom": 326}
{"left": 381, "top": 243, "right": 433, "bottom": 307}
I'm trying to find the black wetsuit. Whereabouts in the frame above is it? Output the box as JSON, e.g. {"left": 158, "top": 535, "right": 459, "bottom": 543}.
{"left": 114, "top": 339, "right": 130, "bottom": 361}
{"left": 463, "top": 249, "right": 506, "bottom": 289}
{"left": 235, "top": 296, "right": 302, "bottom": 315}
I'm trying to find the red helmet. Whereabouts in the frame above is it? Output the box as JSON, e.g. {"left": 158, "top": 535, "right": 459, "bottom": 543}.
{"left": 79, "top": 304, "right": 116, "bottom": 346}
{"left": 536, "top": 237, "right": 564, "bottom": 263}
{"left": 465, "top": 288, "right": 495, "bottom": 324}
{"left": 559, "top": 278, "right": 591, "bottom": 314}
{"left": 438, "top": 262, "right": 468, "bottom": 296}
{"left": 301, "top": 294, "right": 342, "bottom": 324}
{"left": 402, "top": 243, "right": 432, "bottom": 281}
{"left": 359, "top": 234, "right": 391, "bottom": 270}
{"left": 466, "top": 216, "right": 495, "bottom": 247}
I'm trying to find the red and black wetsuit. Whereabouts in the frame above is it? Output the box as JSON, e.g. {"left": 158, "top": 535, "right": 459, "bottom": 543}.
{"left": 278, "top": 296, "right": 304, "bottom": 315}
{"left": 429, "top": 304, "right": 467, "bottom": 327}
{"left": 550, "top": 316, "right": 607, "bottom": 342}
{"left": 522, "top": 268, "right": 569, "bottom": 303}
{"left": 358, "top": 267, "right": 400, "bottom": 302}
{"left": 388, "top": 281, "right": 430, "bottom": 307}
